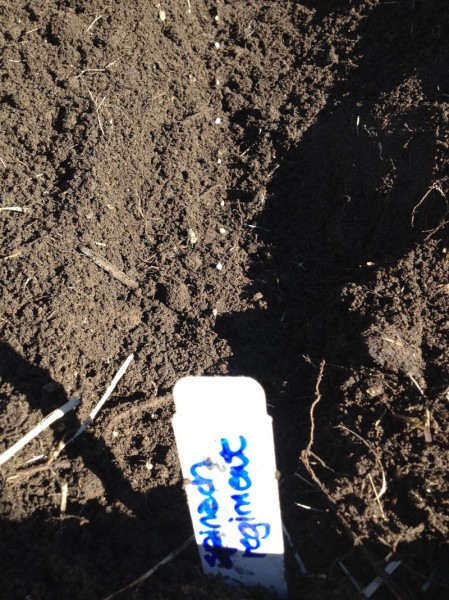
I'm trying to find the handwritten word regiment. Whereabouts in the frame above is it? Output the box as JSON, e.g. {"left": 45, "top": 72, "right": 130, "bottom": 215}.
{"left": 190, "top": 435, "right": 271, "bottom": 569}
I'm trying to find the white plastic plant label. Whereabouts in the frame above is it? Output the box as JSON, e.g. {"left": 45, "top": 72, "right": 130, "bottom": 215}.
{"left": 172, "top": 377, "right": 287, "bottom": 597}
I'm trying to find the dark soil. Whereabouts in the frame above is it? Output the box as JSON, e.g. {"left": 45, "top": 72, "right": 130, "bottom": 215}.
{"left": 1, "top": 1, "right": 449, "bottom": 598}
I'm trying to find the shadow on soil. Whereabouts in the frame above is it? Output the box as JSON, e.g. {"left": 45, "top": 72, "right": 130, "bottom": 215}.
{"left": 216, "top": 1, "right": 449, "bottom": 597}
{"left": 1, "top": 2, "right": 449, "bottom": 600}
{"left": 0, "top": 342, "right": 194, "bottom": 599}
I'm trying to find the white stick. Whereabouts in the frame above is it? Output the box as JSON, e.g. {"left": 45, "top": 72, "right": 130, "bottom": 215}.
{"left": 65, "top": 354, "right": 134, "bottom": 446}
{"left": 0, "top": 398, "right": 80, "bottom": 467}
{"left": 104, "top": 535, "right": 194, "bottom": 600}
{"left": 0, "top": 206, "right": 28, "bottom": 213}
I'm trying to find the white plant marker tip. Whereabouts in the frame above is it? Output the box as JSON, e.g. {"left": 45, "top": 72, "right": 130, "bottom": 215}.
{"left": 173, "top": 377, "right": 287, "bottom": 597}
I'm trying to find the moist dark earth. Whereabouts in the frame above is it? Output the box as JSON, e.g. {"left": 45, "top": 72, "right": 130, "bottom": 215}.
{"left": 1, "top": 1, "right": 449, "bottom": 599}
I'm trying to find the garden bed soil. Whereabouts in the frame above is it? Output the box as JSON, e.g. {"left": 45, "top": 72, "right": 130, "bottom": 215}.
{"left": 1, "top": 1, "right": 449, "bottom": 598}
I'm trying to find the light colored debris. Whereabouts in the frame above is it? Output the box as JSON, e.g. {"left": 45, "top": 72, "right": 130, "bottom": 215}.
{"left": 104, "top": 536, "right": 194, "bottom": 600}
{"left": 79, "top": 246, "right": 139, "bottom": 290}
{"left": 7, "top": 460, "right": 71, "bottom": 483}
{"left": 282, "top": 522, "right": 307, "bottom": 575}
{"left": 295, "top": 502, "right": 326, "bottom": 513}
{"left": 362, "top": 560, "right": 402, "bottom": 598}
{"left": 216, "top": 262, "right": 223, "bottom": 270}
{"left": 159, "top": 10, "right": 166, "bottom": 21}
{"left": 294, "top": 472, "right": 314, "bottom": 487}
{"left": 60, "top": 482, "right": 68, "bottom": 513}
{"left": 55, "top": 354, "right": 134, "bottom": 456}
{"left": 339, "top": 561, "right": 362, "bottom": 594}
{"left": 0, "top": 398, "right": 80, "bottom": 467}
{"left": 0, "top": 206, "right": 28, "bottom": 213}
{"left": 85, "top": 14, "right": 103, "bottom": 33}
{"left": 187, "top": 229, "right": 197, "bottom": 245}
{"left": 338, "top": 425, "right": 387, "bottom": 507}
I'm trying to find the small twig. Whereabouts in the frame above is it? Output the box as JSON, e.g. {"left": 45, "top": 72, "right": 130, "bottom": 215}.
{"left": 53, "top": 354, "right": 134, "bottom": 459}
{"left": 368, "top": 473, "right": 386, "bottom": 518}
{"left": 411, "top": 182, "right": 446, "bottom": 227}
{"left": 105, "top": 395, "right": 171, "bottom": 439}
{"left": 408, "top": 375, "right": 432, "bottom": 442}
{"left": 6, "top": 459, "right": 71, "bottom": 482}
{"left": 103, "top": 536, "right": 194, "bottom": 600}
{"left": 85, "top": 14, "right": 103, "bottom": 33}
{"left": 75, "top": 68, "right": 105, "bottom": 79}
{"left": 337, "top": 424, "right": 387, "bottom": 502}
{"left": 408, "top": 374, "right": 425, "bottom": 396}
{"left": 86, "top": 87, "right": 106, "bottom": 136}
{"left": 301, "top": 366, "right": 407, "bottom": 600}
{"left": 304, "top": 360, "right": 325, "bottom": 457}
{"left": 80, "top": 246, "right": 139, "bottom": 289}
{"left": 282, "top": 522, "right": 307, "bottom": 575}
{"left": 0, "top": 399, "right": 79, "bottom": 467}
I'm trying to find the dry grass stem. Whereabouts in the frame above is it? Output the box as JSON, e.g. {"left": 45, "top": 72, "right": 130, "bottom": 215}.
{"left": 53, "top": 354, "right": 134, "bottom": 458}
{"left": 282, "top": 522, "right": 307, "bottom": 575}
{"left": 368, "top": 473, "right": 386, "bottom": 518}
{"left": 7, "top": 459, "right": 71, "bottom": 482}
{"left": 301, "top": 368, "right": 407, "bottom": 599}
{"left": 85, "top": 14, "right": 103, "bottom": 33}
{"left": 0, "top": 206, "right": 28, "bottom": 213}
{"left": 103, "top": 536, "right": 194, "bottom": 600}
{"left": 86, "top": 87, "right": 106, "bottom": 136}
{"left": 337, "top": 424, "right": 387, "bottom": 502}
{"left": 80, "top": 246, "right": 139, "bottom": 289}
{"left": 0, "top": 398, "right": 80, "bottom": 467}
{"left": 411, "top": 182, "right": 446, "bottom": 226}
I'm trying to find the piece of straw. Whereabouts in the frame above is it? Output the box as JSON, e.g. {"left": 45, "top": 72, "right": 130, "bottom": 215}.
{"left": 104, "top": 535, "right": 194, "bottom": 600}
{"left": 56, "top": 354, "right": 134, "bottom": 455}
{"left": 0, "top": 398, "right": 80, "bottom": 467}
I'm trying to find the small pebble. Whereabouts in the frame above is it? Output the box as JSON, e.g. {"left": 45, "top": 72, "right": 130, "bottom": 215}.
{"left": 219, "top": 227, "right": 226, "bottom": 234}
{"left": 216, "top": 262, "right": 223, "bottom": 270}
{"left": 188, "top": 228, "right": 198, "bottom": 245}
{"left": 159, "top": 10, "right": 166, "bottom": 21}
{"left": 217, "top": 158, "right": 222, "bottom": 164}
{"left": 215, "top": 117, "right": 221, "bottom": 125}
{"left": 212, "top": 308, "right": 218, "bottom": 317}
{"left": 214, "top": 41, "right": 220, "bottom": 49}
{"left": 220, "top": 200, "right": 225, "bottom": 207}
